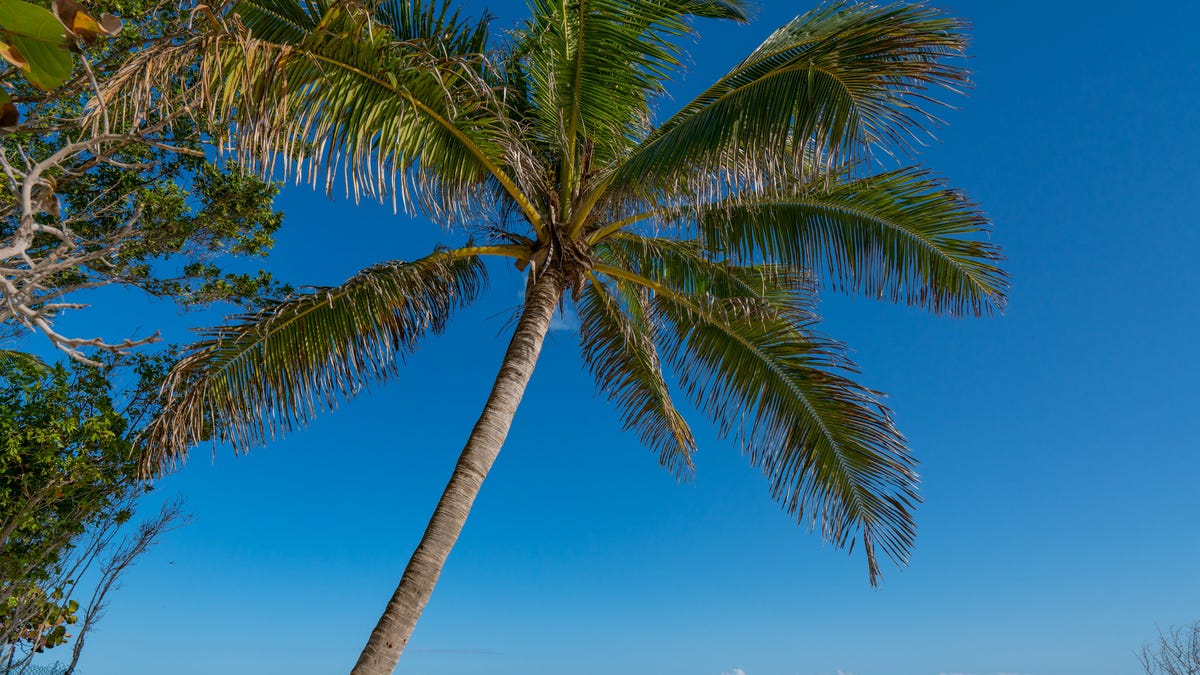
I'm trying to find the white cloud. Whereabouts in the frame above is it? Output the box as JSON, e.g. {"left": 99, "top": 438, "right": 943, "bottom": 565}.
{"left": 836, "top": 671, "right": 855, "bottom": 675}
{"left": 549, "top": 306, "right": 579, "bottom": 332}
{"left": 721, "top": 669, "right": 746, "bottom": 675}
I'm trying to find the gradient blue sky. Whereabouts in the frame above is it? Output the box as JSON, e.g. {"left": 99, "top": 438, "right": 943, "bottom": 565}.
{"left": 28, "top": 1, "right": 1200, "bottom": 674}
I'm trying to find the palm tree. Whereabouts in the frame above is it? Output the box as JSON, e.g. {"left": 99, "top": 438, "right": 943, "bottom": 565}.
{"left": 107, "top": 1, "right": 1006, "bottom": 673}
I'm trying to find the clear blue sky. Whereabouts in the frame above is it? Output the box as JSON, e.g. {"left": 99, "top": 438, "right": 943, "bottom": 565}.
{"left": 33, "top": 2, "right": 1200, "bottom": 674}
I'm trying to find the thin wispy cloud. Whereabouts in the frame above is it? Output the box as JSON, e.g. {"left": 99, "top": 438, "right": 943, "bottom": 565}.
{"left": 940, "top": 671, "right": 1030, "bottom": 675}
{"left": 549, "top": 306, "right": 579, "bottom": 332}
{"left": 721, "top": 668, "right": 746, "bottom": 675}
{"left": 409, "top": 648, "right": 499, "bottom": 655}
{"left": 514, "top": 274, "right": 579, "bottom": 332}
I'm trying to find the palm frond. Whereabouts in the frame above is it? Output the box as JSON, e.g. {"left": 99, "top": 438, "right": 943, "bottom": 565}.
{"left": 234, "top": 0, "right": 323, "bottom": 44}
{"left": 602, "top": 233, "right": 822, "bottom": 328}
{"left": 577, "top": 274, "right": 696, "bottom": 478}
{"left": 140, "top": 250, "right": 486, "bottom": 473}
{"left": 608, "top": 1, "right": 970, "bottom": 198}
{"left": 702, "top": 167, "right": 1008, "bottom": 316}
{"left": 100, "top": 1, "right": 540, "bottom": 227}
{"left": 515, "top": 0, "right": 751, "bottom": 183}
{"left": 375, "top": 0, "right": 490, "bottom": 55}
{"left": 0, "top": 349, "right": 49, "bottom": 374}
{"left": 595, "top": 236, "right": 917, "bottom": 584}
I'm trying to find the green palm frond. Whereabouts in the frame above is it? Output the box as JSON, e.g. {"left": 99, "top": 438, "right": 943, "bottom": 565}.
{"left": 216, "top": 5, "right": 505, "bottom": 216}
{"left": 375, "top": 0, "right": 490, "bottom": 55}
{"left": 608, "top": 1, "right": 970, "bottom": 197}
{"left": 0, "top": 349, "right": 49, "bottom": 374}
{"left": 595, "top": 236, "right": 916, "bottom": 584}
{"left": 140, "top": 250, "right": 486, "bottom": 473}
{"left": 701, "top": 167, "right": 1008, "bottom": 316}
{"left": 655, "top": 289, "right": 917, "bottom": 584}
{"left": 101, "top": 0, "right": 540, "bottom": 227}
{"left": 234, "top": 0, "right": 323, "bottom": 44}
{"left": 577, "top": 275, "right": 696, "bottom": 478}
{"left": 515, "top": 0, "right": 751, "bottom": 185}
{"left": 602, "top": 233, "right": 821, "bottom": 328}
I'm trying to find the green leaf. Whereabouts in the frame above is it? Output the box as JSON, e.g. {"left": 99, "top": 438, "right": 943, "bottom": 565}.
{"left": 0, "top": 0, "right": 73, "bottom": 90}
{"left": 701, "top": 168, "right": 1009, "bottom": 316}
{"left": 107, "top": 0, "right": 532, "bottom": 225}
{"left": 233, "top": 0, "right": 320, "bottom": 44}
{"left": 577, "top": 275, "right": 696, "bottom": 478}
{"left": 140, "top": 249, "right": 486, "bottom": 472}
{"left": 0, "top": 349, "right": 49, "bottom": 374}
{"left": 515, "top": 0, "right": 751, "bottom": 179}
{"left": 594, "top": 236, "right": 918, "bottom": 584}
{"left": 609, "top": 2, "right": 970, "bottom": 197}
{"left": 374, "top": 0, "right": 490, "bottom": 54}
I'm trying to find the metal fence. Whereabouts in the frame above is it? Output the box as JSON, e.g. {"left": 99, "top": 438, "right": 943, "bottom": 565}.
{"left": 4, "top": 663, "right": 71, "bottom": 675}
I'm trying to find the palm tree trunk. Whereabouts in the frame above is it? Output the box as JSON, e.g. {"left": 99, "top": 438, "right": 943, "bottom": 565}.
{"left": 351, "top": 269, "right": 565, "bottom": 675}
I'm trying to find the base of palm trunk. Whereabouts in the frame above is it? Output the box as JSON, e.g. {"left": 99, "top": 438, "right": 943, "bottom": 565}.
{"left": 351, "top": 271, "right": 564, "bottom": 675}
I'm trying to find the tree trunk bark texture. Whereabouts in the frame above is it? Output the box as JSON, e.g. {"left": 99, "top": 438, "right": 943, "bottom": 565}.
{"left": 351, "top": 270, "right": 565, "bottom": 675}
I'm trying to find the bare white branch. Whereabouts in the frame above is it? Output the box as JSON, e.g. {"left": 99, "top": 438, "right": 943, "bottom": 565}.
{"left": 1, "top": 124, "right": 192, "bottom": 362}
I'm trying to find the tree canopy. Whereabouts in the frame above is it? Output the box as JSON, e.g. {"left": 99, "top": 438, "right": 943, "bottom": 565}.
{"left": 0, "top": 352, "right": 178, "bottom": 669}
{"left": 1, "top": 0, "right": 288, "bottom": 362}
{"left": 94, "top": 1, "right": 1007, "bottom": 670}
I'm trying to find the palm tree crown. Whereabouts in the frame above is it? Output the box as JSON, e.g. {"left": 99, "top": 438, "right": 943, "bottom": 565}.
{"left": 107, "top": 1, "right": 1006, "bottom": 671}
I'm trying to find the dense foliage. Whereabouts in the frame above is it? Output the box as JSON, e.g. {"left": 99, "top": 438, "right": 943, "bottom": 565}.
{"left": 1, "top": 1, "right": 280, "bottom": 666}
{"left": 0, "top": 352, "right": 169, "bottom": 661}
{"left": 1, "top": 0, "right": 288, "bottom": 361}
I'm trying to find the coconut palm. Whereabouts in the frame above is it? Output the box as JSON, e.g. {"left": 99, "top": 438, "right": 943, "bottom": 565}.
{"left": 107, "top": 1, "right": 1006, "bottom": 673}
